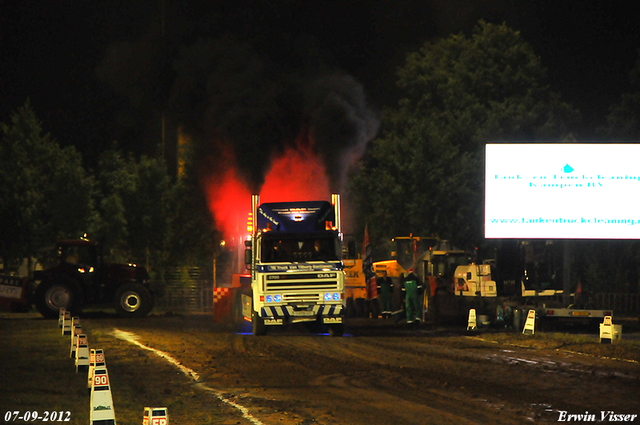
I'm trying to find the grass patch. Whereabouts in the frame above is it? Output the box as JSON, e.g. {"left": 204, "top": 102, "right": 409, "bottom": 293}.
{"left": 0, "top": 314, "right": 252, "bottom": 425}
{"left": 0, "top": 317, "right": 91, "bottom": 423}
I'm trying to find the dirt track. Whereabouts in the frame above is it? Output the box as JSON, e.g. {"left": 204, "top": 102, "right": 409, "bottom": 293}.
{"left": 80, "top": 314, "right": 640, "bottom": 425}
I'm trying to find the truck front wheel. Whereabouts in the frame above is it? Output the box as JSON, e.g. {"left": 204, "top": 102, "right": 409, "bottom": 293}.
{"left": 328, "top": 323, "right": 344, "bottom": 337}
{"left": 114, "top": 283, "right": 154, "bottom": 318}
{"left": 252, "top": 308, "right": 267, "bottom": 336}
{"left": 35, "top": 282, "right": 75, "bottom": 318}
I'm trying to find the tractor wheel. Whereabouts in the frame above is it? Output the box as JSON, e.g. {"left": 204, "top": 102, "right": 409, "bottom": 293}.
{"left": 35, "top": 281, "right": 75, "bottom": 318}
{"left": 114, "top": 283, "right": 154, "bottom": 318}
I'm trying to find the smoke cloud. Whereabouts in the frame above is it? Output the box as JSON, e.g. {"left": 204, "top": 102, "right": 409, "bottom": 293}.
{"left": 170, "top": 36, "right": 379, "bottom": 194}
{"left": 97, "top": 28, "right": 379, "bottom": 235}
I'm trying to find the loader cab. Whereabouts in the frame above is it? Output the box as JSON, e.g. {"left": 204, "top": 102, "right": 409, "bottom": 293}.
{"left": 392, "top": 237, "right": 438, "bottom": 271}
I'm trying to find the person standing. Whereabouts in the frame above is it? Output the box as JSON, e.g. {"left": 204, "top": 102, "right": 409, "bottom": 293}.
{"left": 377, "top": 270, "right": 393, "bottom": 318}
{"left": 362, "top": 226, "right": 379, "bottom": 318}
{"left": 402, "top": 269, "right": 422, "bottom": 326}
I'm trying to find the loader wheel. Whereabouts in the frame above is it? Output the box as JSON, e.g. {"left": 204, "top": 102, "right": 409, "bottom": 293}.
{"left": 35, "top": 281, "right": 75, "bottom": 318}
{"left": 114, "top": 283, "right": 154, "bottom": 318}
{"left": 346, "top": 297, "right": 356, "bottom": 318}
{"left": 355, "top": 297, "right": 366, "bottom": 317}
{"left": 252, "top": 308, "right": 267, "bottom": 336}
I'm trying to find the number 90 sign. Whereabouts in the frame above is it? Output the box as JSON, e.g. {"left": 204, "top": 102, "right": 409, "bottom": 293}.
{"left": 93, "top": 375, "right": 109, "bottom": 386}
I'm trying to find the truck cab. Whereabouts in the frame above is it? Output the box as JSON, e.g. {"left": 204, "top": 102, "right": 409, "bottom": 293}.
{"left": 453, "top": 263, "right": 498, "bottom": 297}
{"left": 242, "top": 195, "right": 346, "bottom": 336}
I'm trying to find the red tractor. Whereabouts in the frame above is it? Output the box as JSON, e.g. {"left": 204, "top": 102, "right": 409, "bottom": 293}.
{"left": 33, "top": 239, "right": 156, "bottom": 318}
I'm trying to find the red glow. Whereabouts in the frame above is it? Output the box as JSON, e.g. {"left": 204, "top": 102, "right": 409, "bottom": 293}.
{"left": 203, "top": 152, "right": 251, "bottom": 240}
{"left": 260, "top": 134, "right": 330, "bottom": 203}
{"left": 204, "top": 132, "right": 330, "bottom": 240}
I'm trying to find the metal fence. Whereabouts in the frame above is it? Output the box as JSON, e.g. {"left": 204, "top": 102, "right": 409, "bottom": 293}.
{"left": 592, "top": 293, "right": 640, "bottom": 315}
{"left": 153, "top": 267, "right": 214, "bottom": 312}
{"left": 152, "top": 270, "right": 640, "bottom": 317}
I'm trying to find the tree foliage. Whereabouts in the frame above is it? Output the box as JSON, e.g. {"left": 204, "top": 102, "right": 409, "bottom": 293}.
{"left": 93, "top": 148, "right": 135, "bottom": 261}
{"left": 351, "top": 21, "right": 580, "bottom": 255}
{"left": 0, "top": 101, "right": 221, "bottom": 278}
{"left": 599, "top": 52, "right": 640, "bottom": 141}
{"left": 0, "top": 101, "right": 95, "bottom": 272}
{"left": 396, "top": 21, "right": 580, "bottom": 152}
{"left": 92, "top": 146, "right": 217, "bottom": 274}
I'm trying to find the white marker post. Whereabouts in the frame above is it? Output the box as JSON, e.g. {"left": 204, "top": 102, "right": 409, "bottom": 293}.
{"left": 70, "top": 323, "right": 82, "bottom": 358}
{"left": 143, "top": 407, "right": 169, "bottom": 425}
{"left": 88, "top": 349, "right": 106, "bottom": 393}
{"left": 88, "top": 349, "right": 96, "bottom": 392}
{"left": 62, "top": 311, "right": 72, "bottom": 336}
{"left": 467, "top": 309, "right": 477, "bottom": 331}
{"left": 90, "top": 366, "right": 116, "bottom": 425}
{"left": 58, "top": 309, "right": 66, "bottom": 329}
{"left": 599, "top": 315, "right": 622, "bottom": 343}
{"left": 522, "top": 309, "right": 536, "bottom": 335}
{"left": 75, "top": 334, "right": 90, "bottom": 373}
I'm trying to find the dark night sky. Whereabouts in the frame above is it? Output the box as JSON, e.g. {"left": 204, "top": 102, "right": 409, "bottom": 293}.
{"left": 2, "top": 0, "right": 640, "bottom": 167}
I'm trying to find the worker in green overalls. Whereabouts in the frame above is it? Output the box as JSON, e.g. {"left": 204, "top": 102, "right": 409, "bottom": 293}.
{"left": 402, "top": 269, "right": 422, "bottom": 326}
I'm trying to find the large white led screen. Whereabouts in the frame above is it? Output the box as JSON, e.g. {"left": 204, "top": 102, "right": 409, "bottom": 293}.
{"left": 485, "top": 143, "right": 640, "bottom": 239}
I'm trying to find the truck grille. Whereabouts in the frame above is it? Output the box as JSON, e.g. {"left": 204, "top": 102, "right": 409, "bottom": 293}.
{"left": 282, "top": 293, "right": 321, "bottom": 303}
{"left": 266, "top": 280, "right": 337, "bottom": 290}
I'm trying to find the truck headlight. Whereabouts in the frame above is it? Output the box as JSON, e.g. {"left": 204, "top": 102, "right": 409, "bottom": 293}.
{"left": 324, "top": 292, "right": 340, "bottom": 301}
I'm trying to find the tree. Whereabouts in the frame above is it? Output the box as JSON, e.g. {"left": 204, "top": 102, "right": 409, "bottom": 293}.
{"left": 599, "top": 52, "right": 640, "bottom": 141}
{"left": 351, "top": 21, "right": 580, "bottom": 253}
{"left": 164, "top": 142, "right": 218, "bottom": 269}
{"left": 92, "top": 148, "right": 135, "bottom": 262}
{"left": 0, "top": 101, "right": 95, "bottom": 273}
{"left": 395, "top": 21, "right": 580, "bottom": 152}
{"left": 93, "top": 147, "right": 177, "bottom": 272}
{"left": 127, "top": 155, "right": 172, "bottom": 270}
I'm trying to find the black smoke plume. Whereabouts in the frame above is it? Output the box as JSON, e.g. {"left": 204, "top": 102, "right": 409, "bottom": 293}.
{"left": 96, "top": 14, "right": 379, "bottom": 193}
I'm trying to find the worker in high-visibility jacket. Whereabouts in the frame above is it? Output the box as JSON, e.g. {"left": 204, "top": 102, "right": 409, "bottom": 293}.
{"left": 401, "top": 269, "right": 423, "bottom": 325}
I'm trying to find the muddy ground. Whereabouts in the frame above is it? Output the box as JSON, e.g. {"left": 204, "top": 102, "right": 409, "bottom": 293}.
{"left": 92, "top": 314, "right": 640, "bottom": 424}
{"left": 2, "top": 313, "right": 639, "bottom": 424}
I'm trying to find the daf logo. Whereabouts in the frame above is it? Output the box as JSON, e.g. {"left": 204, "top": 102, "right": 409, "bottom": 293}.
{"left": 318, "top": 273, "right": 336, "bottom": 278}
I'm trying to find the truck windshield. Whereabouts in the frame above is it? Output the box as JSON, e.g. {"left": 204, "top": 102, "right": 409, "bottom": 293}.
{"left": 261, "top": 234, "right": 340, "bottom": 263}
